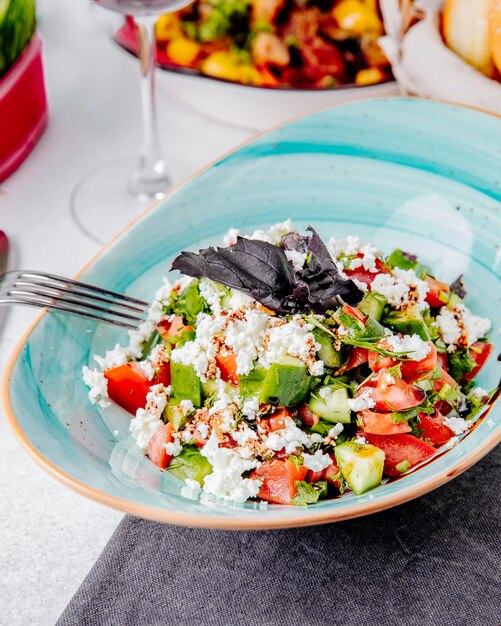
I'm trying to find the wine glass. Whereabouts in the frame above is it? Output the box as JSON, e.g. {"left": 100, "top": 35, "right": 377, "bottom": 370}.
{"left": 71, "top": 0, "right": 193, "bottom": 244}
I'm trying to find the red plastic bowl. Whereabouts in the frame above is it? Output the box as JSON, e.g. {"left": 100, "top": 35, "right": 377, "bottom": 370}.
{"left": 0, "top": 33, "right": 48, "bottom": 183}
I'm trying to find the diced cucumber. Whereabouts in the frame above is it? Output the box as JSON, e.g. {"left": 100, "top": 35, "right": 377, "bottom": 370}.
{"left": 167, "top": 445, "right": 212, "bottom": 485}
{"left": 313, "top": 329, "right": 342, "bottom": 368}
{"left": 447, "top": 292, "right": 463, "bottom": 309}
{"left": 383, "top": 306, "right": 431, "bottom": 341}
{"left": 334, "top": 441, "right": 384, "bottom": 495}
{"left": 201, "top": 377, "right": 219, "bottom": 398}
{"left": 164, "top": 402, "right": 189, "bottom": 430}
{"left": 358, "top": 292, "right": 387, "bottom": 322}
{"left": 309, "top": 386, "right": 351, "bottom": 423}
{"left": 239, "top": 366, "right": 267, "bottom": 400}
{"left": 170, "top": 362, "right": 202, "bottom": 407}
{"left": 363, "top": 316, "right": 385, "bottom": 341}
{"left": 258, "top": 356, "right": 311, "bottom": 407}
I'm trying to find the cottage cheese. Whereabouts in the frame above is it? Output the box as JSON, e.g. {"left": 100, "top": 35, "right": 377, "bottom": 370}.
{"left": 223, "top": 227, "right": 240, "bottom": 246}
{"left": 199, "top": 278, "right": 224, "bottom": 315}
{"left": 242, "top": 397, "right": 259, "bottom": 420}
{"left": 145, "top": 384, "right": 169, "bottom": 416}
{"left": 264, "top": 418, "right": 322, "bottom": 454}
{"left": 249, "top": 219, "right": 297, "bottom": 245}
{"left": 325, "top": 424, "right": 344, "bottom": 441}
{"left": 94, "top": 344, "right": 129, "bottom": 371}
{"left": 383, "top": 333, "right": 431, "bottom": 361}
{"left": 470, "top": 387, "right": 488, "bottom": 399}
{"left": 129, "top": 408, "right": 163, "bottom": 449}
{"left": 200, "top": 433, "right": 262, "bottom": 502}
{"left": 225, "top": 308, "right": 269, "bottom": 375}
{"left": 348, "top": 389, "right": 376, "bottom": 412}
{"left": 82, "top": 367, "right": 109, "bottom": 408}
{"left": 285, "top": 249, "right": 307, "bottom": 271}
{"left": 302, "top": 450, "right": 332, "bottom": 472}
{"left": 443, "top": 415, "right": 471, "bottom": 435}
{"left": 164, "top": 439, "right": 183, "bottom": 457}
{"left": 371, "top": 268, "right": 429, "bottom": 312}
{"left": 435, "top": 305, "right": 491, "bottom": 352}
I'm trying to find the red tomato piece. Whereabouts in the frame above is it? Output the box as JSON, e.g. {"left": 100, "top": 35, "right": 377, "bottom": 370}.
{"left": 324, "top": 457, "right": 342, "bottom": 489}
{"left": 345, "top": 347, "right": 369, "bottom": 371}
{"left": 417, "top": 411, "right": 455, "bottom": 446}
{"left": 437, "top": 352, "right": 449, "bottom": 371}
{"left": 215, "top": 351, "right": 239, "bottom": 385}
{"left": 157, "top": 315, "right": 193, "bottom": 341}
{"left": 464, "top": 342, "right": 493, "bottom": 381}
{"left": 359, "top": 409, "right": 411, "bottom": 435}
{"left": 251, "top": 459, "right": 308, "bottom": 505}
{"left": 341, "top": 305, "right": 367, "bottom": 324}
{"left": 360, "top": 369, "right": 425, "bottom": 412}
{"left": 344, "top": 257, "right": 391, "bottom": 288}
{"left": 363, "top": 433, "right": 436, "bottom": 477}
{"left": 368, "top": 351, "right": 396, "bottom": 372}
{"left": 146, "top": 422, "right": 175, "bottom": 469}
{"left": 400, "top": 343, "right": 438, "bottom": 383}
{"left": 151, "top": 362, "right": 171, "bottom": 387}
{"left": 104, "top": 363, "right": 151, "bottom": 415}
{"left": 269, "top": 408, "right": 291, "bottom": 431}
{"left": 298, "top": 404, "right": 320, "bottom": 426}
{"left": 433, "top": 367, "right": 458, "bottom": 393}
{"left": 425, "top": 276, "right": 450, "bottom": 308}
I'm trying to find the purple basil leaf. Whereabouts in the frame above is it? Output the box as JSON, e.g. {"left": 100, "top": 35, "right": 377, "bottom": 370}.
{"left": 450, "top": 274, "right": 467, "bottom": 299}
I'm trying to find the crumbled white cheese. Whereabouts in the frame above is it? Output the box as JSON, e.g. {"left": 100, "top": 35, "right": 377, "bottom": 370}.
{"left": 354, "top": 435, "right": 367, "bottom": 445}
{"left": 371, "top": 268, "right": 429, "bottom": 312}
{"left": 165, "top": 439, "right": 183, "bottom": 457}
{"left": 470, "top": 387, "right": 488, "bottom": 399}
{"left": 199, "top": 278, "right": 224, "bottom": 315}
{"left": 309, "top": 360, "right": 325, "bottom": 377}
{"left": 227, "top": 289, "right": 255, "bottom": 312}
{"left": 348, "top": 244, "right": 380, "bottom": 272}
{"left": 231, "top": 423, "right": 258, "bottom": 447}
{"left": 196, "top": 423, "right": 209, "bottom": 438}
{"left": 325, "top": 424, "right": 344, "bottom": 441}
{"left": 179, "top": 399, "right": 195, "bottom": 414}
{"left": 137, "top": 360, "right": 155, "bottom": 381}
{"left": 242, "top": 397, "right": 259, "bottom": 420}
{"left": 225, "top": 309, "right": 269, "bottom": 375}
{"left": 302, "top": 450, "right": 332, "bottom": 472}
{"left": 94, "top": 344, "right": 128, "bottom": 370}
{"left": 264, "top": 417, "right": 322, "bottom": 454}
{"left": 129, "top": 408, "right": 163, "bottom": 449}
{"left": 82, "top": 366, "right": 109, "bottom": 408}
{"left": 200, "top": 433, "right": 262, "bottom": 502}
{"left": 285, "top": 249, "right": 307, "bottom": 271}
{"left": 223, "top": 227, "right": 240, "bottom": 246}
{"left": 319, "top": 386, "right": 334, "bottom": 401}
{"left": 348, "top": 389, "right": 376, "bottom": 412}
{"left": 327, "top": 234, "right": 363, "bottom": 258}
{"left": 383, "top": 333, "right": 431, "bottom": 362}
{"left": 145, "top": 384, "right": 168, "bottom": 416}
{"left": 443, "top": 416, "right": 471, "bottom": 435}
{"left": 435, "top": 305, "right": 491, "bottom": 352}
{"left": 185, "top": 478, "right": 201, "bottom": 491}
{"left": 248, "top": 219, "right": 297, "bottom": 245}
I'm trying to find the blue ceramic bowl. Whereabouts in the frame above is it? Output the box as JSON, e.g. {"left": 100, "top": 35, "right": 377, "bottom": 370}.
{"left": 4, "top": 98, "right": 500, "bottom": 529}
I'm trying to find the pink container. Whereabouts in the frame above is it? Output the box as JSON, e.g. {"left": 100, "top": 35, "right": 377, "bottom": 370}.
{"left": 0, "top": 33, "right": 48, "bottom": 183}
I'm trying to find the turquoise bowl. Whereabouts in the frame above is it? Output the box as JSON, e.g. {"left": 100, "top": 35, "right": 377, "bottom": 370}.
{"left": 4, "top": 98, "right": 500, "bottom": 529}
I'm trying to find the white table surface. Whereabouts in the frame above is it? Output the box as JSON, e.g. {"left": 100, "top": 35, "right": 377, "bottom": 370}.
{"left": 0, "top": 1, "right": 251, "bottom": 623}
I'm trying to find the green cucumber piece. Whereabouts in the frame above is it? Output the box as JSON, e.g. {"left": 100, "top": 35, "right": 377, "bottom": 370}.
{"left": 362, "top": 316, "right": 385, "bottom": 341}
{"left": 239, "top": 366, "right": 267, "bottom": 400}
{"left": 170, "top": 362, "right": 202, "bottom": 407}
{"left": 447, "top": 292, "right": 463, "bottom": 309}
{"left": 309, "top": 386, "right": 351, "bottom": 423}
{"left": 334, "top": 441, "right": 384, "bottom": 495}
{"left": 167, "top": 445, "right": 212, "bottom": 485}
{"left": 313, "top": 329, "right": 342, "bottom": 368}
{"left": 358, "top": 292, "right": 387, "bottom": 322}
{"left": 383, "top": 306, "right": 431, "bottom": 341}
{"left": 164, "top": 402, "right": 189, "bottom": 430}
{"left": 258, "top": 356, "right": 310, "bottom": 407}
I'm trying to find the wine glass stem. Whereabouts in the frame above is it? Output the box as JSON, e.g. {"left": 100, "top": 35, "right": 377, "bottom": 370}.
{"left": 130, "top": 15, "right": 170, "bottom": 199}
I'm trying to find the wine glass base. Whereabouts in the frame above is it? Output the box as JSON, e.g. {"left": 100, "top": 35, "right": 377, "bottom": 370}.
{"left": 70, "top": 155, "right": 171, "bottom": 244}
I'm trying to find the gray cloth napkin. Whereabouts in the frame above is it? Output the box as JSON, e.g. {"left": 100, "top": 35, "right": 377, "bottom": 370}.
{"left": 58, "top": 445, "right": 501, "bottom": 626}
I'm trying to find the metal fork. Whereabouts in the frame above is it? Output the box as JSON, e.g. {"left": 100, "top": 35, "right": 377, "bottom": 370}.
{"left": 0, "top": 270, "right": 149, "bottom": 330}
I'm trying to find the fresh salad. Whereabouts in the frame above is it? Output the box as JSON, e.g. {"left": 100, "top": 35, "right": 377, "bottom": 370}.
{"left": 83, "top": 221, "right": 495, "bottom": 506}
{"left": 119, "top": 0, "right": 391, "bottom": 88}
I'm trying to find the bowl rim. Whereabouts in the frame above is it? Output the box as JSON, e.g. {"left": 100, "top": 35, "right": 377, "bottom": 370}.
{"left": 3, "top": 97, "right": 501, "bottom": 529}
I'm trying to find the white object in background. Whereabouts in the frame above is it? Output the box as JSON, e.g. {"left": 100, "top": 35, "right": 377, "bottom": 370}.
{"left": 162, "top": 71, "right": 399, "bottom": 131}
{"left": 379, "top": 0, "right": 501, "bottom": 115}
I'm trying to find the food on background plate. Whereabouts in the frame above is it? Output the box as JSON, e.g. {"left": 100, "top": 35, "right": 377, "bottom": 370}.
{"left": 150, "top": 0, "right": 392, "bottom": 87}
{"left": 83, "top": 221, "right": 495, "bottom": 506}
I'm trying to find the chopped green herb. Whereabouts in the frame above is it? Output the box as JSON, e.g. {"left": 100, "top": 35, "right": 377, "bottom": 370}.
{"left": 292, "top": 480, "right": 328, "bottom": 506}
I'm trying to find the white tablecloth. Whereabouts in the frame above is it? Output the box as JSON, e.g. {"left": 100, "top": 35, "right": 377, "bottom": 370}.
{"left": 0, "top": 1, "right": 251, "bottom": 623}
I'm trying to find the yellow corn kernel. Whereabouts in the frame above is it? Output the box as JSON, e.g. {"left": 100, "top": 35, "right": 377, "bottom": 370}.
{"left": 166, "top": 37, "right": 201, "bottom": 66}
{"left": 355, "top": 67, "right": 386, "bottom": 85}
{"left": 201, "top": 52, "right": 241, "bottom": 81}
{"left": 332, "top": 0, "right": 383, "bottom": 35}
{"left": 235, "top": 65, "right": 263, "bottom": 85}
{"left": 155, "top": 14, "right": 181, "bottom": 41}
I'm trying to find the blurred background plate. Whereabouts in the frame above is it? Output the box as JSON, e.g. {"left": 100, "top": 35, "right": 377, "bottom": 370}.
{"left": 4, "top": 98, "right": 500, "bottom": 529}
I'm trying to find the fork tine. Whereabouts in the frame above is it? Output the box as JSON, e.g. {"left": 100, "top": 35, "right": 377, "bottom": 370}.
{"left": 4, "top": 288, "right": 146, "bottom": 323}
{"left": 6, "top": 278, "right": 147, "bottom": 313}
{"left": 2, "top": 270, "right": 148, "bottom": 307}
{"left": 0, "top": 295, "right": 142, "bottom": 330}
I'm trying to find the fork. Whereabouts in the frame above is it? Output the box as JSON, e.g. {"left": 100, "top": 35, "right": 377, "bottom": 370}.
{"left": 0, "top": 270, "right": 149, "bottom": 330}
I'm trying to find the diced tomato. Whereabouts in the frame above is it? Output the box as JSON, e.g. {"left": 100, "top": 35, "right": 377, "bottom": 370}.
{"left": 151, "top": 362, "right": 171, "bottom": 386}
{"left": 400, "top": 343, "right": 438, "bottom": 383}
{"left": 146, "top": 422, "right": 175, "bottom": 469}
{"left": 252, "top": 459, "right": 308, "bottom": 505}
{"left": 363, "top": 433, "right": 436, "bottom": 477}
{"left": 269, "top": 408, "right": 292, "bottom": 431}
{"left": 341, "top": 305, "right": 367, "bottom": 324}
{"left": 306, "top": 469, "right": 325, "bottom": 483}
{"left": 324, "top": 458, "right": 342, "bottom": 489}
{"left": 437, "top": 351, "right": 449, "bottom": 371}
{"left": 345, "top": 347, "right": 369, "bottom": 371}
{"left": 368, "top": 351, "right": 396, "bottom": 372}
{"left": 433, "top": 367, "right": 458, "bottom": 393}
{"left": 215, "top": 351, "right": 239, "bottom": 385}
{"left": 417, "top": 411, "right": 455, "bottom": 446}
{"left": 359, "top": 409, "right": 411, "bottom": 435}
{"left": 157, "top": 315, "right": 193, "bottom": 341}
{"left": 104, "top": 363, "right": 151, "bottom": 415}
{"left": 360, "top": 369, "right": 425, "bottom": 412}
{"left": 191, "top": 429, "right": 208, "bottom": 448}
{"left": 344, "top": 257, "right": 391, "bottom": 288}
{"left": 425, "top": 276, "right": 450, "bottom": 308}
{"left": 434, "top": 400, "right": 452, "bottom": 416}
{"left": 464, "top": 342, "right": 493, "bottom": 381}
{"left": 298, "top": 404, "right": 319, "bottom": 426}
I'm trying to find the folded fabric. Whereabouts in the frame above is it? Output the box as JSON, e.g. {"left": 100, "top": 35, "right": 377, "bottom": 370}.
{"left": 58, "top": 444, "right": 500, "bottom": 626}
